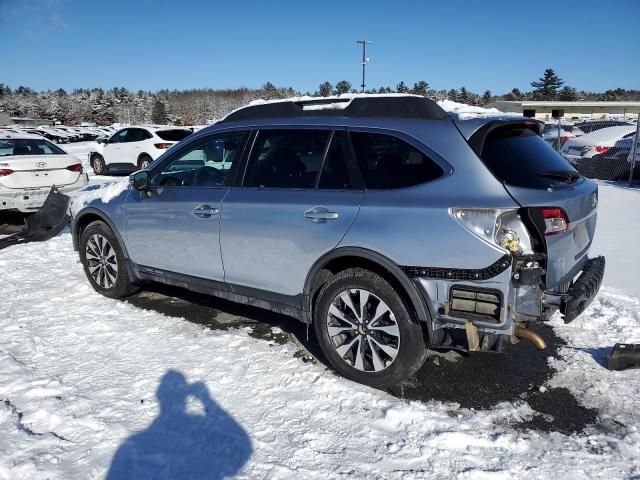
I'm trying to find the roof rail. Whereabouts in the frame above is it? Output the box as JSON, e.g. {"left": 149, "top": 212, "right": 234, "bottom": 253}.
{"left": 220, "top": 95, "right": 448, "bottom": 123}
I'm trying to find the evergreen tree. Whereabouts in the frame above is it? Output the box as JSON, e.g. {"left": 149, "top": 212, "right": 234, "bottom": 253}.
{"left": 531, "top": 68, "right": 564, "bottom": 100}
{"left": 334, "top": 80, "right": 352, "bottom": 95}
{"left": 459, "top": 86, "right": 470, "bottom": 103}
{"left": 447, "top": 89, "right": 459, "bottom": 102}
{"left": 411, "top": 80, "right": 429, "bottom": 96}
{"left": 261, "top": 82, "right": 279, "bottom": 100}
{"left": 558, "top": 86, "right": 578, "bottom": 101}
{"left": 317, "top": 82, "right": 333, "bottom": 97}
{"left": 481, "top": 90, "right": 493, "bottom": 105}
{"left": 396, "top": 81, "right": 409, "bottom": 93}
{"left": 151, "top": 100, "right": 168, "bottom": 124}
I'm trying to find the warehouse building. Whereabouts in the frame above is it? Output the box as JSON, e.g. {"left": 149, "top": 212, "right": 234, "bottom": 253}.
{"left": 490, "top": 101, "right": 640, "bottom": 120}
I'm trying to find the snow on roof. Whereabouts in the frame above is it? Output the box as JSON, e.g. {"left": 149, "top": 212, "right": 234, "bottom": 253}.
{"left": 0, "top": 130, "right": 44, "bottom": 140}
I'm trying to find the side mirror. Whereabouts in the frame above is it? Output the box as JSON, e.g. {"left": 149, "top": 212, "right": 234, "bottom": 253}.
{"left": 130, "top": 170, "right": 150, "bottom": 191}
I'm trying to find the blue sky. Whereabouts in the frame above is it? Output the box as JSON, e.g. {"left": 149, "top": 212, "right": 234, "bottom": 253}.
{"left": 1, "top": 0, "right": 638, "bottom": 94}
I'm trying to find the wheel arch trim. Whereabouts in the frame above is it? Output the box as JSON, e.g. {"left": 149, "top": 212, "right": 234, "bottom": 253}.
{"left": 303, "top": 246, "right": 434, "bottom": 337}
{"left": 72, "top": 207, "right": 130, "bottom": 260}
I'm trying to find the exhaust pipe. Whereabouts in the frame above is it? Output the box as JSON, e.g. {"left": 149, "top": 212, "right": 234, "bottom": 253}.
{"left": 513, "top": 326, "right": 547, "bottom": 350}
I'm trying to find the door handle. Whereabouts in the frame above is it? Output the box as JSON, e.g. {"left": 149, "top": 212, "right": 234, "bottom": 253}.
{"left": 192, "top": 204, "right": 220, "bottom": 218}
{"left": 304, "top": 207, "right": 339, "bottom": 223}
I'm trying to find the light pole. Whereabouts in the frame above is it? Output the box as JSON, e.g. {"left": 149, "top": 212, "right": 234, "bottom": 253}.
{"left": 356, "top": 40, "right": 372, "bottom": 93}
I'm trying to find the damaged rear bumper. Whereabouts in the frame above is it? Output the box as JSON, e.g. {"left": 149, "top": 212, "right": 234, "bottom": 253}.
{"left": 544, "top": 256, "right": 605, "bottom": 323}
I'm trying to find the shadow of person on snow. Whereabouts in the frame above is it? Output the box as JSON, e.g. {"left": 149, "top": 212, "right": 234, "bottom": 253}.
{"left": 107, "top": 370, "right": 252, "bottom": 480}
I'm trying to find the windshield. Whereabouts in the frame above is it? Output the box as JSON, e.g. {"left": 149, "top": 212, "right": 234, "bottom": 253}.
{"left": 0, "top": 138, "right": 67, "bottom": 157}
{"left": 480, "top": 127, "right": 582, "bottom": 189}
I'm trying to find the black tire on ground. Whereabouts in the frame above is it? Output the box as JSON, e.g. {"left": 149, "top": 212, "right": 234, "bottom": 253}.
{"left": 79, "top": 221, "right": 138, "bottom": 299}
{"left": 314, "top": 267, "right": 427, "bottom": 389}
{"left": 138, "top": 154, "right": 152, "bottom": 170}
{"left": 91, "top": 154, "right": 107, "bottom": 175}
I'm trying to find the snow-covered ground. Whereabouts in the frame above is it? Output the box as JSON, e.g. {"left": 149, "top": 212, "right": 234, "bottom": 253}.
{"left": 1, "top": 133, "right": 639, "bottom": 479}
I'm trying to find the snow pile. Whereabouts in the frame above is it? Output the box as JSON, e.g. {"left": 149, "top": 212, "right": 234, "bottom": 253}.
{"left": 437, "top": 99, "right": 518, "bottom": 119}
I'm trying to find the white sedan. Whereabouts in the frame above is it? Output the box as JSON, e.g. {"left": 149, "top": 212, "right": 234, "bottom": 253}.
{"left": 0, "top": 132, "right": 88, "bottom": 212}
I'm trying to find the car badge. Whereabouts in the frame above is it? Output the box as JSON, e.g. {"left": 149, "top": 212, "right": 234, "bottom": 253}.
{"left": 36, "top": 162, "right": 47, "bottom": 168}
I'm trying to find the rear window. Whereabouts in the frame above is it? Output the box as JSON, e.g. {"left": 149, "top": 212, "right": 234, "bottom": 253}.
{"left": 156, "top": 129, "right": 192, "bottom": 142}
{"left": 480, "top": 127, "right": 582, "bottom": 189}
{"left": 0, "top": 138, "right": 66, "bottom": 157}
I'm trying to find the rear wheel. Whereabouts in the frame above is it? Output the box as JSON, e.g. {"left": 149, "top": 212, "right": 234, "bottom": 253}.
{"left": 91, "top": 154, "right": 107, "bottom": 175}
{"left": 79, "top": 221, "right": 138, "bottom": 298}
{"left": 138, "top": 154, "right": 152, "bottom": 170}
{"left": 314, "top": 268, "right": 427, "bottom": 388}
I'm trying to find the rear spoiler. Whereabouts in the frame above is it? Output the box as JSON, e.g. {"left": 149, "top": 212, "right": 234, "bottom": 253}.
{"left": 453, "top": 117, "right": 544, "bottom": 156}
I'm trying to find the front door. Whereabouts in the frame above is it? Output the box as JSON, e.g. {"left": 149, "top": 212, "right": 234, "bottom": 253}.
{"left": 221, "top": 129, "right": 363, "bottom": 296}
{"left": 102, "top": 128, "right": 129, "bottom": 165}
{"left": 123, "top": 130, "right": 249, "bottom": 280}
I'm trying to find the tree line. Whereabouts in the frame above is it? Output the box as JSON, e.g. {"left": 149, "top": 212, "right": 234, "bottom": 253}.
{"left": 1, "top": 69, "right": 638, "bottom": 126}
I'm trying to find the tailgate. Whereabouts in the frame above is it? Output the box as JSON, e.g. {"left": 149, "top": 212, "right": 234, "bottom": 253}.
{"left": 506, "top": 181, "right": 598, "bottom": 288}
{"left": 468, "top": 120, "right": 599, "bottom": 289}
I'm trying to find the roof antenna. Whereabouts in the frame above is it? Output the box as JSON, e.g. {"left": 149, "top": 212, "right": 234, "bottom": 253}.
{"left": 356, "top": 40, "right": 372, "bottom": 93}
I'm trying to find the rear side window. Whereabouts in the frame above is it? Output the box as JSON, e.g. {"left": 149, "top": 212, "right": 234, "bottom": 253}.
{"left": 127, "top": 128, "right": 151, "bottom": 142}
{"left": 480, "top": 127, "right": 582, "bottom": 189}
{"left": 350, "top": 132, "right": 443, "bottom": 189}
{"left": 156, "top": 129, "right": 192, "bottom": 142}
{"left": 245, "top": 130, "right": 330, "bottom": 188}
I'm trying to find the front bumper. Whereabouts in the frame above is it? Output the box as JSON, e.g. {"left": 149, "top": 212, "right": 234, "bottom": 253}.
{"left": 557, "top": 256, "right": 605, "bottom": 323}
{"left": 0, "top": 174, "right": 89, "bottom": 212}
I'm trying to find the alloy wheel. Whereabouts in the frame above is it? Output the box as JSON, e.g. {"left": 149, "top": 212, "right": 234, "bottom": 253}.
{"left": 85, "top": 234, "right": 118, "bottom": 288}
{"left": 326, "top": 289, "right": 400, "bottom": 372}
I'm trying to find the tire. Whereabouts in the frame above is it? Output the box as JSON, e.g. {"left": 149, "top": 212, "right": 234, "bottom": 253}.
{"left": 79, "top": 221, "right": 138, "bottom": 299}
{"left": 138, "top": 154, "right": 152, "bottom": 170}
{"left": 91, "top": 154, "right": 107, "bottom": 175}
{"left": 314, "top": 268, "right": 427, "bottom": 388}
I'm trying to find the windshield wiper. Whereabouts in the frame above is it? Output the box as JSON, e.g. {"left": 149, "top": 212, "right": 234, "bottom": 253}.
{"left": 538, "top": 170, "right": 580, "bottom": 183}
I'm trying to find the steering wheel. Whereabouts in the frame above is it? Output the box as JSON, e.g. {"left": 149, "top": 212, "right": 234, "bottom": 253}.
{"left": 193, "top": 166, "right": 224, "bottom": 187}
{"left": 159, "top": 175, "right": 184, "bottom": 187}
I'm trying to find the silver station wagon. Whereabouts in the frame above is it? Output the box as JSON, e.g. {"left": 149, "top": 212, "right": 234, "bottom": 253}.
{"left": 72, "top": 96, "right": 604, "bottom": 388}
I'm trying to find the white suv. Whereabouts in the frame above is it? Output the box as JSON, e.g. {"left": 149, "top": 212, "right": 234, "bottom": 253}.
{"left": 89, "top": 126, "right": 192, "bottom": 175}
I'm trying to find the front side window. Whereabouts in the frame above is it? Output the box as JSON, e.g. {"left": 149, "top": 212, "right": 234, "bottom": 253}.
{"left": 350, "top": 131, "right": 444, "bottom": 189}
{"left": 150, "top": 131, "right": 247, "bottom": 188}
{"left": 244, "top": 130, "right": 330, "bottom": 188}
{"left": 110, "top": 129, "right": 128, "bottom": 144}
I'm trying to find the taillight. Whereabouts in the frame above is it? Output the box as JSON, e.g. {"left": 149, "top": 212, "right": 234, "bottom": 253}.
{"left": 66, "top": 163, "right": 83, "bottom": 172}
{"left": 154, "top": 143, "right": 172, "bottom": 149}
{"left": 594, "top": 146, "right": 610, "bottom": 154}
{"left": 0, "top": 169, "right": 14, "bottom": 176}
{"left": 541, "top": 207, "right": 569, "bottom": 236}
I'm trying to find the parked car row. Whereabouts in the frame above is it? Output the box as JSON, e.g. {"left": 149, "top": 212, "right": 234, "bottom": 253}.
{"left": 0, "top": 124, "right": 117, "bottom": 144}
{"left": 541, "top": 119, "right": 639, "bottom": 181}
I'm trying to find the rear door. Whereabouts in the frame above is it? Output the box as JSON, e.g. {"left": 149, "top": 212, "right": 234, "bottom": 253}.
{"left": 220, "top": 129, "right": 363, "bottom": 296}
{"left": 477, "top": 124, "right": 598, "bottom": 288}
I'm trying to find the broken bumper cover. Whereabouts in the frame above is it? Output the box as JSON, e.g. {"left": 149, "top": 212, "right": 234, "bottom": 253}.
{"left": 559, "top": 256, "right": 605, "bottom": 323}
{"left": 0, "top": 176, "right": 88, "bottom": 212}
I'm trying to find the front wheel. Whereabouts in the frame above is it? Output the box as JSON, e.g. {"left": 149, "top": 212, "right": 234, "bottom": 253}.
{"left": 91, "top": 154, "right": 107, "bottom": 175}
{"left": 79, "top": 221, "right": 138, "bottom": 298}
{"left": 314, "top": 268, "right": 427, "bottom": 388}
